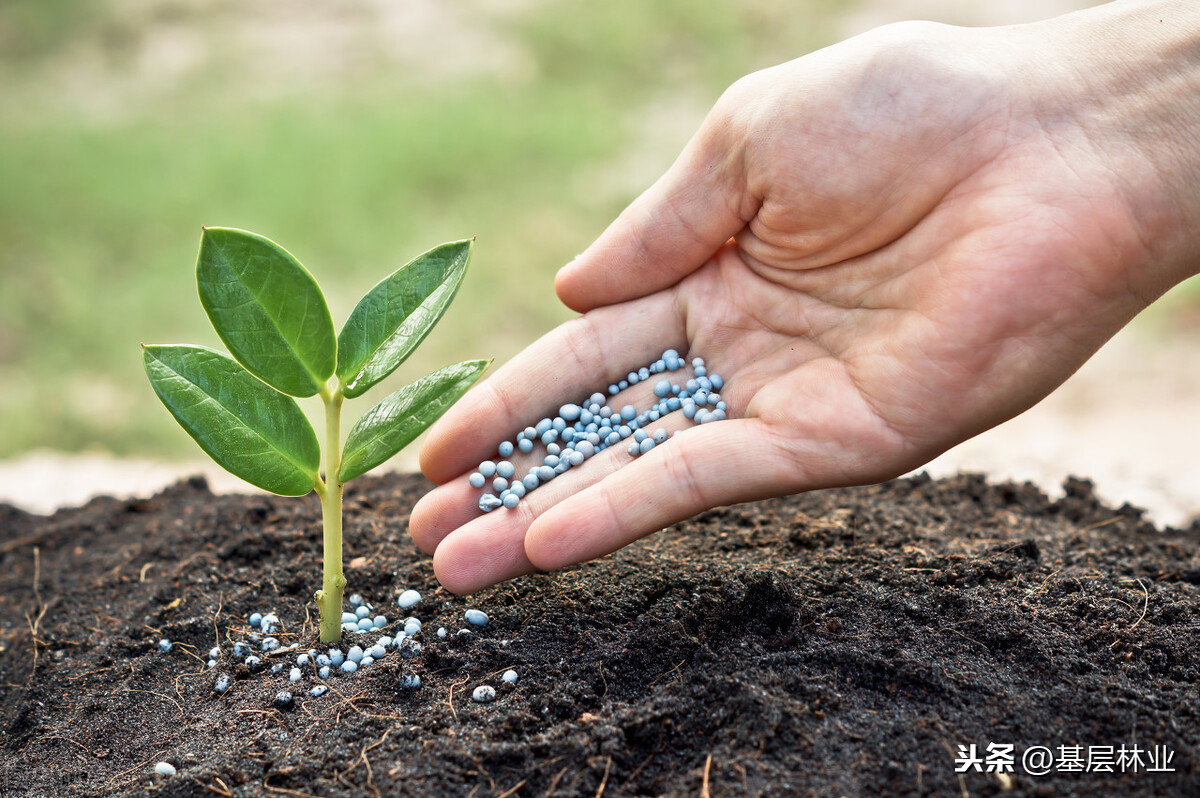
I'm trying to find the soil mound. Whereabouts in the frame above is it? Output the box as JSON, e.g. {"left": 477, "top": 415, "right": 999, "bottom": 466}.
{"left": 1, "top": 472, "right": 1197, "bottom": 796}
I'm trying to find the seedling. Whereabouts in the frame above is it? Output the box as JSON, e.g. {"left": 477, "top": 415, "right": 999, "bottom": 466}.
{"left": 144, "top": 227, "right": 487, "bottom": 642}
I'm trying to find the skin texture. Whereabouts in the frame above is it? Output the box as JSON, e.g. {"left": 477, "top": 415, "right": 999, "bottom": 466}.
{"left": 413, "top": 0, "right": 1200, "bottom": 593}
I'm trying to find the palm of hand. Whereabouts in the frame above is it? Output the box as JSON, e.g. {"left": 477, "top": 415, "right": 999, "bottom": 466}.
{"left": 413, "top": 23, "right": 1151, "bottom": 593}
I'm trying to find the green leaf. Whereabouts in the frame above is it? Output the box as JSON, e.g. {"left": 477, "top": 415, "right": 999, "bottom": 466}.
{"left": 143, "top": 344, "right": 320, "bottom": 496}
{"left": 337, "top": 239, "right": 473, "bottom": 399}
{"left": 197, "top": 227, "right": 336, "bottom": 397}
{"left": 339, "top": 358, "right": 489, "bottom": 482}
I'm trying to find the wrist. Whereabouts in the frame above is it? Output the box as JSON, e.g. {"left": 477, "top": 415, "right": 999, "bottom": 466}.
{"left": 1025, "top": 1, "right": 1200, "bottom": 295}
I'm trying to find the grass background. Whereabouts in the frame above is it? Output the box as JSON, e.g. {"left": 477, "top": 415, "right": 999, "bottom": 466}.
{"left": 0, "top": 0, "right": 1192, "bottom": 464}
{"left": 0, "top": 0, "right": 846, "bottom": 460}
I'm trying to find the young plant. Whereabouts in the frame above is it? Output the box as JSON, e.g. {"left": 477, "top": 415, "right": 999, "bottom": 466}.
{"left": 143, "top": 228, "right": 488, "bottom": 642}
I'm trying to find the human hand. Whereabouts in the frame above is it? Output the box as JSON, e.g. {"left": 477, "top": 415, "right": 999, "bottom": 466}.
{"left": 412, "top": 1, "right": 1200, "bottom": 593}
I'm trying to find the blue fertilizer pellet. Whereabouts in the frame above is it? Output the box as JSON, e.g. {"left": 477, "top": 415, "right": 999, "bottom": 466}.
{"left": 470, "top": 353, "right": 729, "bottom": 508}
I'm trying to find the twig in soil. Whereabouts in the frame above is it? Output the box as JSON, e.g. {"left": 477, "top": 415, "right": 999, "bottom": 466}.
{"left": 301, "top": 602, "right": 313, "bottom": 640}
{"left": 177, "top": 549, "right": 209, "bottom": 570}
{"left": 337, "top": 726, "right": 395, "bottom": 798}
{"left": 733, "top": 762, "right": 748, "bottom": 791}
{"left": 1025, "top": 568, "right": 1062, "bottom": 596}
{"left": 543, "top": 767, "right": 569, "bottom": 797}
{"left": 940, "top": 740, "right": 970, "bottom": 798}
{"left": 210, "top": 596, "right": 224, "bottom": 649}
{"left": 626, "top": 744, "right": 662, "bottom": 783}
{"left": 653, "top": 659, "right": 686, "bottom": 686}
{"left": 125, "top": 688, "right": 186, "bottom": 717}
{"left": 942, "top": 625, "right": 986, "bottom": 650}
{"left": 700, "top": 754, "right": 713, "bottom": 798}
{"left": 265, "top": 643, "right": 301, "bottom": 658}
{"left": 447, "top": 673, "right": 471, "bottom": 723}
{"left": 19, "top": 734, "right": 94, "bottom": 757}
{"left": 26, "top": 546, "right": 46, "bottom": 677}
{"left": 1121, "top": 578, "right": 1150, "bottom": 629}
{"left": 188, "top": 775, "right": 234, "bottom": 797}
{"left": 594, "top": 756, "right": 612, "bottom": 798}
{"left": 65, "top": 667, "right": 114, "bottom": 682}
{"left": 496, "top": 778, "right": 528, "bottom": 798}
{"left": 104, "top": 753, "right": 167, "bottom": 791}
{"left": 262, "top": 780, "right": 325, "bottom": 798}
{"left": 236, "top": 707, "right": 288, "bottom": 728}
{"left": 324, "top": 687, "right": 405, "bottom": 722}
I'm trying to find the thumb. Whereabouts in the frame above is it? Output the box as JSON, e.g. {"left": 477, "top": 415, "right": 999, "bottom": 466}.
{"left": 555, "top": 98, "right": 754, "bottom": 312}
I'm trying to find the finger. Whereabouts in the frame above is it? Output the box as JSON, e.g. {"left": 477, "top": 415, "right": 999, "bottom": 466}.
{"left": 418, "top": 291, "right": 686, "bottom": 484}
{"left": 411, "top": 361, "right": 701, "bottom": 557}
{"left": 429, "top": 432, "right": 635, "bottom": 594}
{"left": 522, "top": 415, "right": 853, "bottom": 573}
{"left": 408, "top": 476, "right": 479, "bottom": 555}
{"left": 555, "top": 105, "right": 752, "bottom": 313}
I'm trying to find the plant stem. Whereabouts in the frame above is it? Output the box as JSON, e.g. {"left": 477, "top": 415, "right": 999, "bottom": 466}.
{"left": 316, "top": 382, "right": 345, "bottom": 643}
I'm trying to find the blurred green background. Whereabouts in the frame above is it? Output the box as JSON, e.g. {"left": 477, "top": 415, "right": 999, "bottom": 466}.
{"left": 0, "top": 0, "right": 845, "bottom": 461}
{"left": 1, "top": 0, "right": 1193, "bottom": 468}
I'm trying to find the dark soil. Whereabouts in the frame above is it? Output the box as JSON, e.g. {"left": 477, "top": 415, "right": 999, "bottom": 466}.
{"left": 1, "top": 472, "right": 1199, "bottom": 797}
